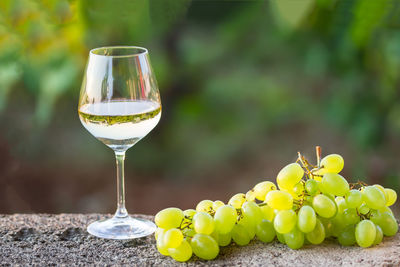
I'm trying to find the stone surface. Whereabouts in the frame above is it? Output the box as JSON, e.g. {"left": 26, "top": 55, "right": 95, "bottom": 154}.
{"left": 0, "top": 214, "right": 399, "bottom": 266}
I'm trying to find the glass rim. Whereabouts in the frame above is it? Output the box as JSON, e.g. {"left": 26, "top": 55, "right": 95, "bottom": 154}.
{"left": 89, "top": 46, "right": 148, "bottom": 58}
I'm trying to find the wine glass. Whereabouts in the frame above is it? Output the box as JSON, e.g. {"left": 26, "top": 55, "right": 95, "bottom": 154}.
{"left": 78, "top": 46, "right": 161, "bottom": 239}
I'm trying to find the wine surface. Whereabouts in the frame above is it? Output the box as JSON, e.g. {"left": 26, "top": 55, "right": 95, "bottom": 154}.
{"left": 78, "top": 100, "right": 161, "bottom": 151}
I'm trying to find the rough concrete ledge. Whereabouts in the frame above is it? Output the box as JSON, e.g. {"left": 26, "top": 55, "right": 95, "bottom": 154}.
{"left": 0, "top": 214, "right": 399, "bottom": 266}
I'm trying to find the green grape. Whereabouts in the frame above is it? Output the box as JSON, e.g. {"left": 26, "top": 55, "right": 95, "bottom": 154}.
{"left": 335, "top": 196, "right": 347, "bottom": 213}
{"left": 312, "top": 169, "right": 326, "bottom": 181}
{"left": 338, "top": 224, "right": 356, "bottom": 246}
{"left": 305, "top": 179, "right": 318, "bottom": 195}
{"left": 276, "top": 232, "right": 286, "bottom": 244}
{"left": 385, "top": 188, "right": 397, "bottom": 206}
{"left": 370, "top": 210, "right": 382, "bottom": 225}
{"left": 228, "top": 193, "right": 246, "bottom": 209}
{"left": 312, "top": 194, "right": 337, "bottom": 218}
{"left": 293, "top": 182, "right": 304, "bottom": 196}
{"left": 183, "top": 209, "right": 196, "bottom": 218}
{"left": 331, "top": 213, "right": 345, "bottom": 237}
{"left": 156, "top": 231, "right": 170, "bottom": 256}
{"left": 246, "top": 190, "right": 256, "bottom": 202}
{"left": 374, "top": 184, "right": 388, "bottom": 200}
{"left": 193, "top": 212, "right": 215, "bottom": 235}
{"left": 306, "top": 218, "right": 325, "bottom": 244}
{"left": 317, "top": 180, "right": 328, "bottom": 195}
{"left": 242, "top": 201, "right": 263, "bottom": 225}
{"left": 277, "top": 163, "right": 304, "bottom": 190}
{"left": 274, "top": 210, "right": 297, "bottom": 234}
{"left": 346, "top": 190, "right": 363, "bottom": 209}
{"left": 282, "top": 187, "right": 299, "bottom": 200}
{"left": 196, "top": 200, "right": 214, "bottom": 213}
{"left": 304, "top": 195, "right": 314, "bottom": 204}
{"left": 373, "top": 225, "right": 383, "bottom": 246}
{"left": 321, "top": 173, "right": 349, "bottom": 196}
{"left": 297, "top": 205, "right": 317, "bottom": 233}
{"left": 168, "top": 239, "right": 192, "bottom": 262}
{"left": 213, "top": 200, "right": 225, "bottom": 211}
{"left": 253, "top": 181, "right": 277, "bottom": 201}
{"left": 355, "top": 220, "right": 376, "bottom": 248}
{"left": 238, "top": 214, "right": 256, "bottom": 239}
{"left": 190, "top": 234, "right": 219, "bottom": 260}
{"left": 379, "top": 206, "right": 394, "bottom": 215}
{"left": 335, "top": 196, "right": 344, "bottom": 203}
{"left": 320, "top": 154, "right": 344, "bottom": 173}
{"left": 379, "top": 212, "right": 398, "bottom": 236}
{"left": 284, "top": 227, "right": 304, "bottom": 250}
{"left": 260, "top": 205, "right": 275, "bottom": 221}
{"left": 335, "top": 196, "right": 346, "bottom": 205}
{"left": 362, "top": 186, "right": 386, "bottom": 210}
{"left": 214, "top": 205, "right": 237, "bottom": 234}
{"left": 326, "top": 193, "right": 337, "bottom": 202}
{"left": 319, "top": 217, "right": 333, "bottom": 238}
{"left": 155, "top": 208, "right": 184, "bottom": 230}
{"left": 265, "top": 190, "right": 293, "bottom": 210}
{"left": 182, "top": 209, "right": 196, "bottom": 229}
{"left": 210, "top": 230, "right": 219, "bottom": 243}
{"left": 256, "top": 219, "right": 276, "bottom": 243}
{"left": 217, "top": 232, "right": 232, "bottom": 246}
{"left": 358, "top": 203, "right": 370, "bottom": 215}
{"left": 231, "top": 224, "right": 251, "bottom": 246}
{"left": 182, "top": 228, "right": 196, "bottom": 239}
{"left": 155, "top": 228, "right": 165, "bottom": 240}
{"left": 342, "top": 208, "right": 360, "bottom": 226}
{"left": 164, "top": 228, "right": 183, "bottom": 248}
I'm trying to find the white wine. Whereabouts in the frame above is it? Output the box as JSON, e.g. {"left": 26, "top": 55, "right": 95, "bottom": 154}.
{"left": 78, "top": 100, "right": 161, "bottom": 151}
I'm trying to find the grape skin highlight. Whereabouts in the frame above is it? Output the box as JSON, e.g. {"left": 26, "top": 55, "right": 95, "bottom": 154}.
{"left": 214, "top": 205, "right": 237, "bottom": 234}
{"left": 265, "top": 190, "right": 293, "bottom": 210}
{"left": 277, "top": 163, "right": 304, "bottom": 190}
{"left": 312, "top": 194, "right": 337, "bottom": 218}
{"left": 297, "top": 205, "right": 316, "bottom": 233}
{"left": 193, "top": 212, "right": 215, "bottom": 235}
{"left": 355, "top": 220, "right": 376, "bottom": 248}
{"left": 362, "top": 186, "right": 386, "bottom": 210}
{"left": 306, "top": 219, "right": 325, "bottom": 245}
{"left": 320, "top": 154, "right": 344, "bottom": 173}
{"left": 191, "top": 234, "right": 219, "bottom": 260}
{"left": 274, "top": 210, "right": 297, "bottom": 234}
{"left": 168, "top": 240, "right": 192, "bottom": 262}
{"left": 321, "top": 173, "right": 349, "bottom": 196}
{"left": 164, "top": 228, "right": 183, "bottom": 248}
{"left": 155, "top": 208, "right": 184, "bottom": 230}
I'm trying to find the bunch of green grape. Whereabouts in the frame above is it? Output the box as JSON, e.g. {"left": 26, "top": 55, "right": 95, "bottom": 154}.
{"left": 154, "top": 147, "right": 398, "bottom": 262}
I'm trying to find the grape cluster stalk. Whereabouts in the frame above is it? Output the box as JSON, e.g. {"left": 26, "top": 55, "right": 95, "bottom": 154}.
{"left": 154, "top": 146, "right": 398, "bottom": 262}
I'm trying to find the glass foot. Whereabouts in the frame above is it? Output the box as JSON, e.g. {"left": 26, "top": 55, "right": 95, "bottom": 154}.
{"left": 87, "top": 216, "right": 156, "bottom": 240}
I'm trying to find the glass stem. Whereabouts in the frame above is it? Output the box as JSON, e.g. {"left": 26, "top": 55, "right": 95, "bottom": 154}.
{"left": 114, "top": 151, "right": 128, "bottom": 218}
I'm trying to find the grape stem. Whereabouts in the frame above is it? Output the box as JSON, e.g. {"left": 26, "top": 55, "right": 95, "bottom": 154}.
{"left": 356, "top": 208, "right": 371, "bottom": 220}
{"left": 236, "top": 209, "right": 243, "bottom": 222}
{"left": 297, "top": 152, "right": 321, "bottom": 180}
{"left": 349, "top": 181, "right": 368, "bottom": 190}
{"left": 179, "top": 217, "right": 193, "bottom": 231}
{"left": 297, "top": 152, "right": 310, "bottom": 173}
{"left": 316, "top": 146, "right": 321, "bottom": 168}
{"left": 303, "top": 156, "right": 317, "bottom": 169}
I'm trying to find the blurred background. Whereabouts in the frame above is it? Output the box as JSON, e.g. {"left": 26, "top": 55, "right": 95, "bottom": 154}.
{"left": 0, "top": 0, "right": 399, "bottom": 215}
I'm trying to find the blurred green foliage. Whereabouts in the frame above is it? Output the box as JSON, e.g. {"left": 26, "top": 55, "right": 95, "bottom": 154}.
{"left": 1, "top": 0, "right": 400, "bottom": 188}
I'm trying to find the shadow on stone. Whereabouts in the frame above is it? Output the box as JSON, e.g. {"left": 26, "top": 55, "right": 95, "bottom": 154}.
{"left": 123, "top": 237, "right": 149, "bottom": 247}
{"left": 13, "top": 228, "right": 38, "bottom": 241}
{"left": 59, "top": 227, "right": 86, "bottom": 241}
